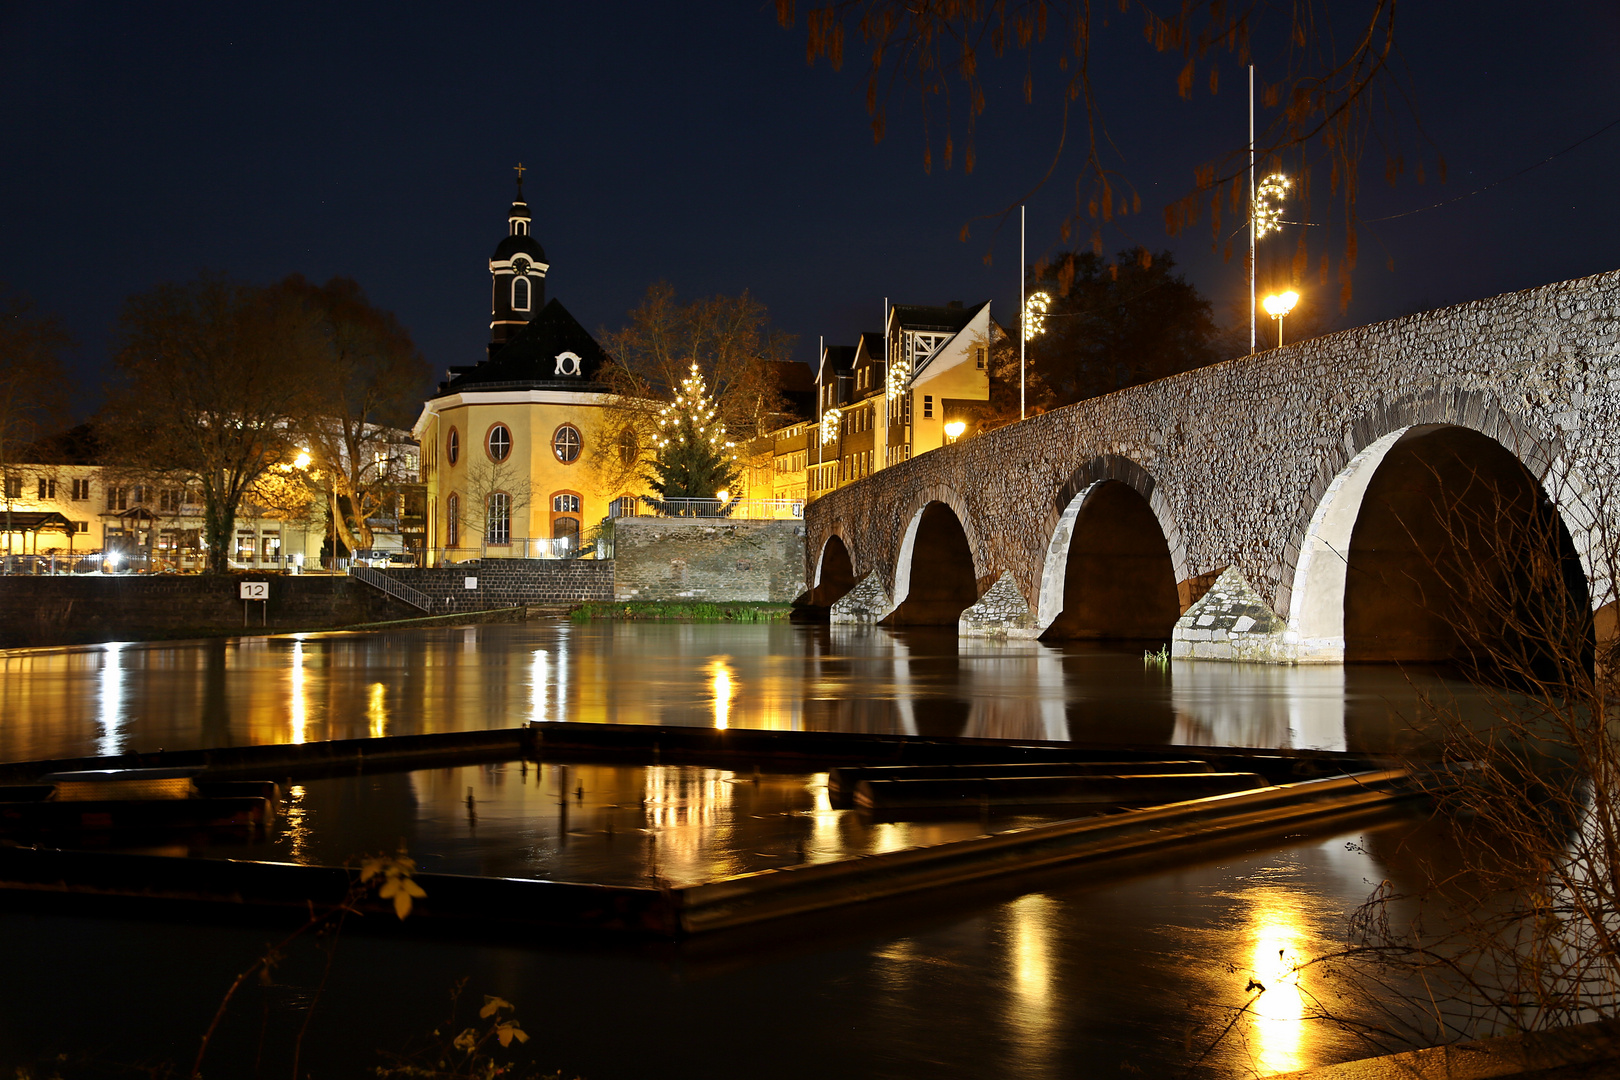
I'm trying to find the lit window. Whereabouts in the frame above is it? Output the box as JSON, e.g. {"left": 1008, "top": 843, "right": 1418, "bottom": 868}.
{"left": 552, "top": 424, "right": 582, "bottom": 464}
{"left": 486, "top": 492, "right": 510, "bottom": 544}
{"left": 446, "top": 493, "right": 460, "bottom": 547}
{"left": 487, "top": 423, "right": 512, "bottom": 462}
{"left": 446, "top": 428, "right": 460, "bottom": 466}
{"left": 513, "top": 276, "right": 530, "bottom": 312}
{"left": 611, "top": 495, "right": 639, "bottom": 518}
{"left": 552, "top": 493, "right": 581, "bottom": 513}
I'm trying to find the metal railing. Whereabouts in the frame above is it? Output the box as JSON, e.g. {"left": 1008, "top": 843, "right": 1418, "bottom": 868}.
{"left": 348, "top": 565, "right": 436, "bottom": 612}
{"left": 630, "top": 498, "right": 804, "bottom": 520}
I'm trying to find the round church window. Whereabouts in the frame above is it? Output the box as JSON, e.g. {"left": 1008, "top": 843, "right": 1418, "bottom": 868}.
{"left": 486, "top": 423, "right": 512, "bottom": 462}
{"left": 552, "top": 424, "right": 582, "bottom": 464}
{"left": 446, "top": 427, "right": 460, "bottom": 466}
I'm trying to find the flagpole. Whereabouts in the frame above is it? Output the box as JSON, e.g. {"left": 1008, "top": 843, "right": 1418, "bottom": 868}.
{"left": 1019, "top": 204, "right": 1026, "bottom": 421}
{"left": 1249, "top": 64, "right": 1256, "bottom": 355}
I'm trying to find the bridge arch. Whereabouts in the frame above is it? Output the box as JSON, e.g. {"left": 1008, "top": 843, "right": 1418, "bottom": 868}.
{"left": 809, "top": 533, "right": 857, "bottom": 608}
{"left": 1036, "top": 457, "right": 1184, "bottom": 639}
{"left": 1286, "top": 403, "right": 1593, "bottom": 667}
{"left": 887, "top": 486, "right": 984, "bottom": 626}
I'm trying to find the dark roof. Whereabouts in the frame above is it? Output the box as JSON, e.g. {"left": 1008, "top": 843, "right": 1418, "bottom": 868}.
{"left": 857, "top": 332, "right": 885, "bottom": 359}
{"left": 891, "top": 301, "right": 986, "bottom": 333}
{"left": 1, "top": 511, "right": 74, "bottom": 533}
{"left": 818, "top": 345, "right": 855, "bottom": 380}
{"left": 492, "top": 231, "right": 547, "bottom": 263}
{"left": 436, "top": 298, "right": 611, "bottom": 396}
{"left": 765, "top": 360, "right": 815, "bottom": 420}
{"left": 509, "top": 198, "right": 531, "bottom": 219}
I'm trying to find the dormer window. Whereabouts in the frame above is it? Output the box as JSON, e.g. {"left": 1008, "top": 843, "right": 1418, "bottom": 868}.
{"left": 513, "top": 276, "right": 530, "bottom": 311}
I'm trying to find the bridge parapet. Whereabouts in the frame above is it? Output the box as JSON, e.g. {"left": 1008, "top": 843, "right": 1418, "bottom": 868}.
{"left": 806, "top": 269, "right": 1620, "bottom": 663}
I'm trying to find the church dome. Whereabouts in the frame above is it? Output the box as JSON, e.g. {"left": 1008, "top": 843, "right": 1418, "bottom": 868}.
{"left": 493, "top": 231, "right": 547, "bottom": 263}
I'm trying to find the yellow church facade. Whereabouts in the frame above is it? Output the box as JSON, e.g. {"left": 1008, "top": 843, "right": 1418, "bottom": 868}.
{"left": 413, "top": 176, "right": 651, "bottom": 562}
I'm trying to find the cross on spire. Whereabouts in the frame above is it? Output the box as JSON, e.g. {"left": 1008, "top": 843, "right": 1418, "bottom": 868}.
{"left": 514, "top": 161, "right": 527, "bottom": 200}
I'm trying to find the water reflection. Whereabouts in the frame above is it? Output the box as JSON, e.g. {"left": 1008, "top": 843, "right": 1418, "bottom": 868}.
{"left": 1244, "top": 888, "right": 1311, "bottom": 1074}
{"left": 0, "top": 622, "right": 1502, "bottom": 763}
{"left": 1004, "top": 892, "right": 1059, "bottom": 1076}
{"left": 97, "top": 642, "right": 126, "bottom": 757}
{"left": 1171, "top": 661, "right": 1349, "bottom": 752}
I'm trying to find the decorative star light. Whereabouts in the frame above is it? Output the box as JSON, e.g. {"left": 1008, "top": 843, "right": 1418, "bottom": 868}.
{"left": 1254, "top": 173, "right": 1292, "bottom": 238}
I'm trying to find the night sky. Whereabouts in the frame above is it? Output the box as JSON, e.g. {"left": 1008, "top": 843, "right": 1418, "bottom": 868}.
{"left": 3, "top": 2, "right": 1616, "bottom": 419}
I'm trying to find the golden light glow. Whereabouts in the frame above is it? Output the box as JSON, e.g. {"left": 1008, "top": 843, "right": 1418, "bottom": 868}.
{"left": 943, "top": 420, "right": 966, "bottom": 439}
{"left": 1005, "top": 893, "right": 1059, "bottom": 1073}
{"left": 293, "top": 450, "right": 311, "bottom": 470}
{"left": 716, "top": 489, "right": 730, "bottom": 503}
{"left": 1263, "top": 290, "right": 1300, "bottom": 318}
{"left": 530, "top": 648, "right": 550, "bottom": 723}
{"left": 1023, "top": 291, "right": 1051, "bottom": 342}
{"left": 708, "top": 657, "right": 735, "bottom": 729}
{"left": 289, "top": 639, "right": 307, "bottom": 744}
{"left": 1243, "top": 889, "right": 1311, "bottom": 1075}
{"left": 1254, "top": 173, "right": 1293, "bottom": 237}
{"left": 366, "top": 681, "right": 388, "bottom": 739}
{"left": 97, "top": 641, "right": 126, "bottom": 758}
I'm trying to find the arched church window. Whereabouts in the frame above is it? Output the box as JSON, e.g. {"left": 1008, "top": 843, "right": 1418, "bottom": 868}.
{"left": 446, "top": 493, "right": 460, "bottom": 548}
{"left": 552, "top": 424, "right": 582, "bottom": 464}
{"left": 486, "top": 492, "right": 511, "bottom": 545}
{"left": 512, "top": 276, "right": 530, "bottom": 312}
{"left": 446, "top": 428, "right": 460, "bottom": 466}
{"left": 552, "top": 493, "right": 581, "bottom": 513}
{"left": 486, "top": 423, "right": 512, "bottom": 463}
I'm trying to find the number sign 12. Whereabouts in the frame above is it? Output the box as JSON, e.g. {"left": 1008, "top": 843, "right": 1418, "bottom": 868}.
{"left": 239, "top": 581, "right": 269, "bottom": 600}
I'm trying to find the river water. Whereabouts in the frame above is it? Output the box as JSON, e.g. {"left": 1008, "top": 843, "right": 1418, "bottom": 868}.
{"left": 0, "top": 622, "right": 1482, "bottom": 1077}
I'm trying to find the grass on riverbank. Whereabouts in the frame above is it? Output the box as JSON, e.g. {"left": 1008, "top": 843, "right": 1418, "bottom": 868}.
{"left": 569, "top": 600, "right": 792, "bottom": 623}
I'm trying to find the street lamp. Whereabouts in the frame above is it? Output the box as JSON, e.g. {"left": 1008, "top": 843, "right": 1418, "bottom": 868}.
{"left": 1262, "top": 290, "right": 1300, "bottom": 348}
{"left": 943, "top": 421, "right": 966, "bottom": 443}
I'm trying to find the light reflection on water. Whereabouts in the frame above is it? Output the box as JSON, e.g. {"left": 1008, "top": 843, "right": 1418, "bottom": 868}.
{"left": 0, "top": 622, "right": 1499, "bottom": 763}
{"left": 0, "top": 622, "right": 1477, "bottom": 1077}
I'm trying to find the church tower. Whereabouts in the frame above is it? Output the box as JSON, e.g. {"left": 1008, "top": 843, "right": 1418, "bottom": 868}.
{"left": 488, "top": 164, "right": 549, "bottom": 358}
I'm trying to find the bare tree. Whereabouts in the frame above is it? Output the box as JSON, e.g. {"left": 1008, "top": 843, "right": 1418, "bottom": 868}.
{"left": 458, "top": 457, "right": 533, "bottom": 550}
{"left": 0, "top": 288, "right": 71, "bottom": 554}
{"left": 1194, "top": 459, "right": 1620, "bottom": 1064}
{"left": 272, "top": 275, "right": 431, "bottom": 555}
{"left": 779, "top": 1, "right": 1432, "bottom": 307}
{"left": 603, "top": 282, "right": 797, "bottom": 437}
{"left": 104, "top": 274, "right": 321, "bottom": 573}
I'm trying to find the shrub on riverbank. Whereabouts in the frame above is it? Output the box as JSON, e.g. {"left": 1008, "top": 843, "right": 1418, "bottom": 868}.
{"left": 569, "top": 600, "right": 791, "bottom": 623}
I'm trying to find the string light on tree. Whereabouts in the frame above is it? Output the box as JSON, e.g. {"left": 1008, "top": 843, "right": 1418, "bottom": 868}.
{"left": 644, "top": 363, "right": 742, "bottom": 515}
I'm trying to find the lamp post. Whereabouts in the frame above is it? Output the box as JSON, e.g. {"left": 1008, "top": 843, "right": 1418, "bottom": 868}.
{"left": 1262, "top": 290, "right": 1300, "bottom": 348}
{"left": 943, "top": 421, "right": 966, "bottom": 444}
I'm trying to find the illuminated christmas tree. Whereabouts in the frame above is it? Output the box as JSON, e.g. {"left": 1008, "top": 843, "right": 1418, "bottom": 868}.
{"left": 642, "top": 363, "right": 742, "bottom": 516}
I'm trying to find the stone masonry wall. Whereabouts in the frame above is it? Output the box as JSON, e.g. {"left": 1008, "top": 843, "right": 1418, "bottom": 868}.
{"left": 806, "top": 270, "right": 1620, "bottom": 645}
{"left": 612, "top": 518, "right": 807, "bottom": 603}
{"left": 379, "top": 559, "right": 614, "bottom": 612}
{"left": 0, "top": 575, "right": 418, "bottom": 648}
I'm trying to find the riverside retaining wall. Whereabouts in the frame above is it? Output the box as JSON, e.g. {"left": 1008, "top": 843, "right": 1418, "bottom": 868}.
{"left": 611, "top": 518, "right": 808, "bottom": 603}
{"left": 0, "top": 574, "right": 417, "bottom": 648}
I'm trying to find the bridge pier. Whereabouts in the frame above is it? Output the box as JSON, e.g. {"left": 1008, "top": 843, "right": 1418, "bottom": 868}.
{"left": 958, "top": 572, "right": 1039, "bottom": 639}
{"left": 829, "top": 572, "right": 893, "bottom": 625}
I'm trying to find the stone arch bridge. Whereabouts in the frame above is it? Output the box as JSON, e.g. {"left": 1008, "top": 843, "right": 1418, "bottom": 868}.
{"left": 803, "top": 270, "right": 1620, "bottom": 664}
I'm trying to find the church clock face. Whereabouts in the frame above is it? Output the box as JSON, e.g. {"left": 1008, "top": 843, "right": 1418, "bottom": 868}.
{"left": 512, "top": 257, "right": 529, "bottom": 276}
